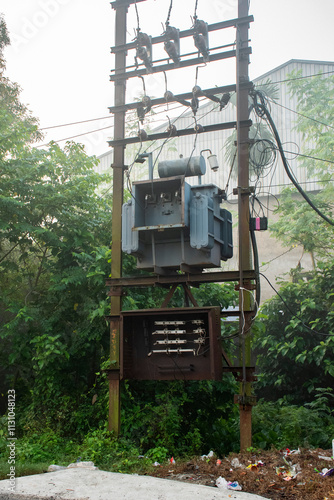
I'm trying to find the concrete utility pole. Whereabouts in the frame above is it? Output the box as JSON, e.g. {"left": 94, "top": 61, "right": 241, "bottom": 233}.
{"left": 236, "top": 0, "right": 253, "bottom": 450}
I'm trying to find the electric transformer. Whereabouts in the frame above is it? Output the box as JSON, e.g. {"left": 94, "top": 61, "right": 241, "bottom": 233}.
{"left": 122, "top": 156, "right": 233, "bottom": 273}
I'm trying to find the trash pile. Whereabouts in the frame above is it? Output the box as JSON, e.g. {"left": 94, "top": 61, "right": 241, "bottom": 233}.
{"left": 149, "top": 448, "right": 334, "bottom": 499}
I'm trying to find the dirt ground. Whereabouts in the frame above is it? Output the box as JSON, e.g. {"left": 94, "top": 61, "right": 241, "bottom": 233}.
{"left": 149, "top": 448, "right": 334, "bottom": 499}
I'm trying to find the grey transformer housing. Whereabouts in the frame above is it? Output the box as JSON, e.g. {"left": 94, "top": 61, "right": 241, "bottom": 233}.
{"left": 122, "top": 156, "right": 233, "bottom": 273}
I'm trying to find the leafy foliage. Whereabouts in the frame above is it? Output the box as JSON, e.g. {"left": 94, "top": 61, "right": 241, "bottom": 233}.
{"left": 254, "top": 262, "right": 334, "bottom": 403}
{"left": 270, "top": 69, "right": 334, "bottom": 263}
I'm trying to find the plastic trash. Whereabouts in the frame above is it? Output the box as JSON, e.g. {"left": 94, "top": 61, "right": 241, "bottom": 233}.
{"left": 320, "top": 468, "right": 334, "bottom": 477}
{"left": 216, "top": 477, "right": 242, "bottom": 490}
{"left": 201, "top": 450, "right": 214, "bottom": 460}
{"left": 47, "top": 465, "right": 67, "bottom": 472}
{"left": 231, "top": 458, "right": 241, "bottom": 468}
{"left": 216, "top": 459, "right": 222, "bottom": 465}
{"left": 153, "top": 461, "right": 160, "bottom": 467}
{"left": 227, "top": 481, "right": 242, "bottom": 491}
{"left": 216, "top": 476, "right": 228, "bottom": 488}
{"left": 170, "top": 457, "right": 175, "bottom": 464}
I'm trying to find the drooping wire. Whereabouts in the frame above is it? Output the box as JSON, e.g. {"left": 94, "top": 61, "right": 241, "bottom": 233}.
{"left": 251, "top": 89, "right": 334, "bottom": 227}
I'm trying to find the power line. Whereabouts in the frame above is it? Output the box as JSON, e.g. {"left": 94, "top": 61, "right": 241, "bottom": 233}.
{"left": 269, "top": 99, "right": 334, "bottom": 131}
{"left": 36, "top": 69, "right": 334, "bottom": 133}
{"left": 39, "top": 115, "right": 113, "bottom": 131}
{"left": 256, "top": 69, "right": 334, "bottom": 87}
{"left": 36, "top": 124, "right": 114, "bottom": 148}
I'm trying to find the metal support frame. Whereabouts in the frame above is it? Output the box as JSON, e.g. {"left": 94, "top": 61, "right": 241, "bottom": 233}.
{"left": 237, "top": 0, "right": 253, "bottom": 450}
{"left": 108, "top": 120, "right": 252, "bottom": 147}
{"left": 108, "top": 0, "right": 128, "bottom": 435}
{"left": 108, "top": 0, "right": 255, "bottom": 449}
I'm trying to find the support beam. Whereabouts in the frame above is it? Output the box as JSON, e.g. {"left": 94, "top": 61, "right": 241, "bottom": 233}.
{"left": 106, "top": 270, "right": 256, "bottom": 288}
{"left": 108, "top": 120, "right": 252, "bottom": 147}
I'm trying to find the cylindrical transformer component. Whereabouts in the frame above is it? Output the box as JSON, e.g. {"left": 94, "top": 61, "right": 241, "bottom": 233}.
{"left": 208, "top": 154, "right": 219, "bottom": 171}
{"left": 158, "top": 155, "right": 206, "bottom": 178}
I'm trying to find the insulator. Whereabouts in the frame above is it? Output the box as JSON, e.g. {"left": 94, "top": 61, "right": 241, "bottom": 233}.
{"left": 194, "top": 19, "right": 208, "bottom": 36}
{"left": 193, "top": 19, "right": 209, "bottom": 63}
{"left": 192, "top": 85, "right": 201, "bottom": 96}
{"left": 138, "top": 129, "right": 148, "bottom": 141}
{"left": 164, "top": 41, "right": 179, "bottom": 64}
{"left": 167, "top": 124, "right": 177, "bottom": 137}
{"left": 163, "top": 25, "right": 180, "bottom": 65}
{"left": 220, "top": 92, "right": 231, "bottom": 110}
{"left": 194, "top": 34, "right": 209, "bottom": 62}
{"left": 142, "top": 95, "right": 152, "bottom": 108}
{"left": 137, "top": 105, "right": 146, "bottom": 124}
{"left": 136, "top": 46, "right": 152, "bottom": 70}
{"left": 194, "top": 123, "right": 204, "bottom": 133}
{"left": 207, "top": 154, "right": 219, "bottom": 172}
{"left": 164, "top": 90, "right": 174, "bottom": 101}
{"left": 191, "top": 96, "right": 199, "bottom": 114}
{"left": 135, "top": 31, "right": 153, "bottom": 72}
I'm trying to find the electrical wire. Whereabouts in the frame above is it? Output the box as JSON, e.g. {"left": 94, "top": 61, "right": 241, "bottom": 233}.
{"left": 35, "top": 70, "right": 334, "bottom": 134}
{"left": 257, "top": 70, "right": 334, "bottom": 87}
{"left": 134, "top": 0, "right": 140, "bottom": 31}
{"left": 251, "top": 89, "right": 334, "bottom": 227}
{"left": 39, "top": 115, "right": 113, "bottom": 131}
{"left": 36, "top": 124, "right": 114, "bottom": 148}
{"left": 165, "top": 0, "right": 173, "bottom": 26}
{"left": 193, "top": 0, "right": 199, "bottom": 20}
{"left": 259, "top": 272, "right": 334, "bottom": 337}
{"left": 268, "top": 98, "right": 334, "bottom": 131}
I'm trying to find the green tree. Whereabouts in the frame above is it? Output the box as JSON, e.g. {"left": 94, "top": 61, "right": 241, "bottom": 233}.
{"left": 0, "top": 16, "right": 113, "bottom": 429}
{"left": 254, "top": 262, "right": 334, "bottom": 404}
{"left": 270, "top": 70, "right": 334, "bottom": 265}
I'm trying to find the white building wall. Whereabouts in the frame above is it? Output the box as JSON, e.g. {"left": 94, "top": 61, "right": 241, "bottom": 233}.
{"left": 96, "top": 59, "right": 333, "bottom": 301}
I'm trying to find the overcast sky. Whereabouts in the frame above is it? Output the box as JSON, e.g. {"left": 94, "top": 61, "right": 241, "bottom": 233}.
{"left": 2, "top": 0, "right": 334, "bottom": 156}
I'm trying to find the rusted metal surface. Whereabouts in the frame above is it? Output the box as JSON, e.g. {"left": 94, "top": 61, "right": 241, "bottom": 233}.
{"left": 108, "top": 84, "right": 238, "bottom": 114}
{"left": 108, "top": 0, "right": 129, "bottom": 436}
{"left": 237, "top": 0, "right": 254, "bottom": 451}
{"left": 110, "top": 48, "right": 252, "bottom": 81}
{"left": 108, "top": 120, "right": 252, "bottom": 147}
{"left": 120, "top": 307, "right": 222, "bottom": 381}
{"left": 106, "top": 270, "right": 255, "bottom": 288}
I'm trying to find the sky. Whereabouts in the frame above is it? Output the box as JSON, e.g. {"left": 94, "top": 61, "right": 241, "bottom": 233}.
{"left": 2, "top": 0, "right": 334, "bottom": 156}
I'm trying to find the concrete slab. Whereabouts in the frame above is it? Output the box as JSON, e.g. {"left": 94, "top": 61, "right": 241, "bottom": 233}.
{"left": 0, "top": 468, "right": 269, "bottom": 500}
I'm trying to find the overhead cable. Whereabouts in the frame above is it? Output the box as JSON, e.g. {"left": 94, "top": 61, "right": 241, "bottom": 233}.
{"left": 251, "top": 89, "right": 334, "bottom": 227}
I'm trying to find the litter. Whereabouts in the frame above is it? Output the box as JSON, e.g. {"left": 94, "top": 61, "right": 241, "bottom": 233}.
{"left": 319, "top": 468, "right": 334, "bottom": 477}
{"left": 246, "top": 460, "right": 264, "bottom": 471}
{"left": 170, "top": 457, "right": 175, "bottom": 464}
{"left": 227, "top": 481, "right": 242, "bottom": 491}
{"left": 201, "top": 450, "right": 214, "bottom": 460}
{"left": 216, "top": 476, "right": 228, "bottom": 488}
{"left": 215, "top": 477, "right": 242, "bottom": 491}
{"left": 231, "top": 458, "right": 241, "bottom": 468}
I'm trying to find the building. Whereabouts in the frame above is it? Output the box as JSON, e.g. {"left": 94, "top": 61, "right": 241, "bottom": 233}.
{"left": 98, "top": 59, "right": 334, "bottom": 301}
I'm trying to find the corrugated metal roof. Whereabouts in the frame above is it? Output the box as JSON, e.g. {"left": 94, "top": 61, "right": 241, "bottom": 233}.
{"left": 98, "top": 59, "right": 334, "bottom": 197}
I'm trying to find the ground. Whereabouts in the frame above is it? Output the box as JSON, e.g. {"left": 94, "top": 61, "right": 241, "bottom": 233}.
{"left": 149, "top": 448, "right": 334, "bottom": 499}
